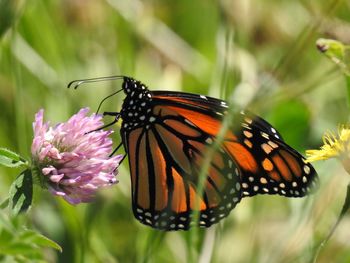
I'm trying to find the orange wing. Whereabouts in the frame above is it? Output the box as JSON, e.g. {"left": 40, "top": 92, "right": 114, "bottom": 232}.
{"left": 152, "top": 92, "right": 318, "bottom": 199}
{"left": 124, "top": 107, "right": 242, "bottom": 230}
{"left": 122, "top": 91, "right": 318, "bottom": 231}
{"left": 225, "top": 113, "right": 318, "bottom": 198}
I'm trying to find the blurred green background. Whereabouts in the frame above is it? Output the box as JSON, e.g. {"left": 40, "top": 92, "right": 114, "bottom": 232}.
{"left": 1, "top": 0, "right": 350, "bottom": 262}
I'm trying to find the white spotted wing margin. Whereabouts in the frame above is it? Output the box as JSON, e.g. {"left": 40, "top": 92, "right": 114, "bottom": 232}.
{"left": 236, "top": 111, "right": 319, "bottom": 198}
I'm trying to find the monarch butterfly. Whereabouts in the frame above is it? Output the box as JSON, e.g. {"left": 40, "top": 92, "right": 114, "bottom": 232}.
{"left": 69, "top": 76, "right": 318, "bottom": 231}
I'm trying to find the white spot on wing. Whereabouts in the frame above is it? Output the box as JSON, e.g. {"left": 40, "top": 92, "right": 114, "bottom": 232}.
{"left": 304, "top": 165, "right": 311, "bottom": 174}
{"left": 261, "top": 132, "right": 270, "bottom": 139}
{"left": 220, "top": 101, "right": 228, "bottom": 108}
{"left": 206, "top": 137, "right": 213, "bottom": 144}
{"left": 236, "top": 182, "right": 241, "bottom": 191}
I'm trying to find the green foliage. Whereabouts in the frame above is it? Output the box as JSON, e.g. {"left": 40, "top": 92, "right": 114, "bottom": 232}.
{"left": 8, "top": 169, "right": 33, "bottom": 216}
{"left": 1, "top": 0, "right": 350, "bottom": 262}
{"left": 0, "top": 211, "right": 61, "bottom": 261}
{"left": 0, "top": 148, "right": 28, "bottom": 168}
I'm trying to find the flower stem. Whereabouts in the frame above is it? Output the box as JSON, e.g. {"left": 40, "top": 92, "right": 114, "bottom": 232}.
{"left": 312, "top": 183, "right": 350, "bottom": 263}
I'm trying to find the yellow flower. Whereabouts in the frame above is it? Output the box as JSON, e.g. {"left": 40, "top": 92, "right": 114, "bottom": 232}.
{"left": 306, "top": 125, "right": 350, "bottom": 173}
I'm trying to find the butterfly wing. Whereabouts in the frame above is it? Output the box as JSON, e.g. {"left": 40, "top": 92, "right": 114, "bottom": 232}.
{"left": 121, "top": 92, "right": 244, "bottom": 230}
{"left": 152, "top": 91, "right": 318, "bottom": 198}
{"left": 121, "top": 90, "right": 318, "bottom": 231}
{"left": 230, "top": 111, "right": 318, "bottom": 197}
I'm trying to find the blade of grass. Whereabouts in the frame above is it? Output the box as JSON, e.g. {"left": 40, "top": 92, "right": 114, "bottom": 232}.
{"left": 142, "top": 230, "right": 165, "bottom": 263}
{"left": 198, "top": 225, "right": 216, "bottom": 263}
{"left": 11, "top": 31, "right": 28, "bottom": 158}
{"left": 275, "top": 0, "right": 344, "bottom": 81}
{"left": 188, "top": 86, "right": 240, "bottom": 263}
{"left": 12, "top": 33, "right": 61, "bottom": 89}
{"left": 106, "top": 0, "right": 210, "bottom": 81}
{"left": 346, "top": 76, "right": 350, "bottom": 106}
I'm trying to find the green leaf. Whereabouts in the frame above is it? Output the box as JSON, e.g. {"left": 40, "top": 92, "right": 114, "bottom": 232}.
{"left": 8, "top": 170, "right": 33, "bottom": 216}
{"left": 0, "top": 199, "right": 9, "bottom": 210}
{"left": 0, "top": 243, "right": 42, "bottom": 256}
{"left": 0, "top": 213, "right": 61, "bottom": 258}
{"left": 0, "top": 148, "right": 28, "bottom": 168}
{"left": 0, "top": 211, "right": 16, "bottom": 234}
{"left": 0, "top": 229, "right": 14, "bottom": 246}
{"left": 19, "top": 230, "right": 62, "bottom": 252}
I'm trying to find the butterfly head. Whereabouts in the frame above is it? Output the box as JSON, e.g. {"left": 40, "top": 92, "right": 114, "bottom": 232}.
{"left": 122, "top": 77, "right": 149, "bottom": 94}
{"left": 120, "top": 77, "right": 153, "bottom": 130}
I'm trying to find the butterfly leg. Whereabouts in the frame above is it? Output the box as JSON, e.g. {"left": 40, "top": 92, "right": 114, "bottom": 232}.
{"left": 111, "top": 154, "right": 126, "bottom": 174}
{"left": 86, "top": 112, "right": 120, "bottom": 134}
{"left": 109, "top": 142, "right": 123, "bottom": 157}
{"left": 103, "top": 111, "right": 120, "bottom": 116}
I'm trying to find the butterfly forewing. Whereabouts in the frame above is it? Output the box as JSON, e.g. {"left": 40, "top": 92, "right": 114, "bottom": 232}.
{"left": 124, "top": 103, "right": 242, "bottom": 230}
{"left": 152, "top": 92, "right": 318, "bottom": 199}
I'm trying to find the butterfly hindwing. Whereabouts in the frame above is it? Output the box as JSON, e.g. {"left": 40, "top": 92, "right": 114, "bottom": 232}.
{"left": 232, "top": 111, "right": 318, "bottom": 198}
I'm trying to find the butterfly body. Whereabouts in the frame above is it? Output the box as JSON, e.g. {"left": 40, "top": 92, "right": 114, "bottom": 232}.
{"left": 118, "top": 76, "right": 318, "bottom": 231}
{"left": 120, "top": 80, "right": 153, "bottom": 130}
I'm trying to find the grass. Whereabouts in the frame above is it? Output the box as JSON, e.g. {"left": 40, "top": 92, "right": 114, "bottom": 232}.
{"left": 1, "top": 0, "right": 350, "bottom": 262}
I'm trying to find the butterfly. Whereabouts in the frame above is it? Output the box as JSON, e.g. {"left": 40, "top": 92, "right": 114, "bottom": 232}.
{"left": 69, "top": 76, "right": 318, "bottom": 231}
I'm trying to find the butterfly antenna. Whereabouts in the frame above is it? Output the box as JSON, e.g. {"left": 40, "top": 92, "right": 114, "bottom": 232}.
{"left": 96, "top": 89, "right": 123, "bottom": 113}
{"left": 67, "top": 75, "right": 127, "bottom": 113}
{"left": 67, "top": 75, "right": 126, "bottom": 89}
